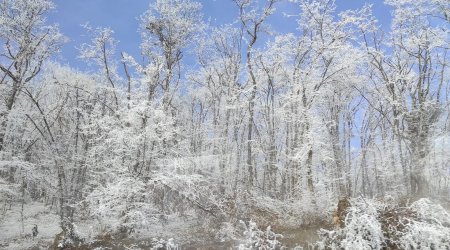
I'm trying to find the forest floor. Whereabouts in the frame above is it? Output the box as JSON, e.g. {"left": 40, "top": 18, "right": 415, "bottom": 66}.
{"left": 1, "top": 198, "right": 449, "bottom": 249}
{"left": 0, "top": 202, "right": 60, "bottom": 249}
{"left": 0, "top": 201, "right": 325, "bottom": 249}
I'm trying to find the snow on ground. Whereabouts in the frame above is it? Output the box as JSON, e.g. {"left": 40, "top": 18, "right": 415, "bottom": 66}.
{"left": 0, "top": 203, "right": 218, "bottom": 249}
{"left": 0, "top": 202, "right": 60, "bottom": 249}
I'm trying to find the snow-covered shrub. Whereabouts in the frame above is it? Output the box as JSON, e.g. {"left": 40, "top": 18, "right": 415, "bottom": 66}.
{"left": 282, "top": 191, "right": 332, "bottom": 227}
{"left": 317, "top": 198, "right": 385, "bottom": 249}
{"left": 340, "top": 199, "right": 385, "bottom": 249}
{"left": 85, "top": 172, "right": 223, "bottom": 238}
{"left": 409, "top": 198, "right": 450, "bottom": 226}
{"left": 316, "top": 197, "right": 450, "bottom": 249}
{"left": 397, "top": 199, "right": 450, "bottom": 249}
{"left": 216, "top": 222, "right": 237, "bottom": 242}
{"left": 85, "top": 176, "right": 158, "bottom": 235}
{"left": 150, "top": 238, "right": 179, "bottom": 250}
{"left": 224, "top": 189, "right": 331, "bottom": 230}
{"left": 51, "top": 219, "right": 85, "bottom": 249}
{"left": 237, "top": 220, "right": 284, "bottom": 250}
{"left": 399, "top": 220, "right": 450, "bottom": 249}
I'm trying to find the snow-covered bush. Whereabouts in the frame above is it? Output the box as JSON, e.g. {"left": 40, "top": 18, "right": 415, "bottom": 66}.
{"left": 317, "top": 198, "right": 385, "bottom": 249}
{"left": 316, "top": 198, "right": 450, "bottom": 249}
{"left": 237, "top": 220, "right": 284, "bottom": 250}
{"left": 222, "top": 189, "right": 331, "bottom": 230}
{"left": 215, "top": 222, "right": 237, "bottom": 242}
{"left": 85, "top": 176, "right": 160, "bottom": 235}
{"left": 150, "top": 238, "right": 179, "bottom": 250}
{"left": 409, "top": 198, "right": 450, "bottom": 226}
{"left": 397, "top": 199, "right": 450, "bottom": 249}
{"left": 84, "top": 172, "right": 223, "bottom": 238}
{"left": 340, "top": 200, "right": 385, "bottom": 249}
{"left": 51, "top": 219, "right": 85, "bottom": 249}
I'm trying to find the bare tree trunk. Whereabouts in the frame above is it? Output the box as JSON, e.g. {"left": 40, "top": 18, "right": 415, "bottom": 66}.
{"left": 305, "top": 119, "right": 314, "bottom": 193}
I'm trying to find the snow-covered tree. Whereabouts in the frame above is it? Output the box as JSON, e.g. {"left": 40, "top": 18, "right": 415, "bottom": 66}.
{"left": 0, "top": 0, "right": 64, "bottom": 151}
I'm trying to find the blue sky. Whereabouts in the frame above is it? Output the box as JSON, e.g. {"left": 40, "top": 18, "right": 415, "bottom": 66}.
{"left": 48, "top": 0, "right": 391, "bottom": 69}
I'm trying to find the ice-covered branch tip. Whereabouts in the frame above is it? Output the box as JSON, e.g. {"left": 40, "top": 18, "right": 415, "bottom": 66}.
{"left": 0, "top": 0, "right": 65, "bottom": 83}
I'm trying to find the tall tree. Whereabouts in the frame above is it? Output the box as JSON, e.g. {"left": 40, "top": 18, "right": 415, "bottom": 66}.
{"left": 235, "top": 0, "right": 278, "bottom": 188}
{"left": 0, "top": 0, "right": 64, "bottom": 151}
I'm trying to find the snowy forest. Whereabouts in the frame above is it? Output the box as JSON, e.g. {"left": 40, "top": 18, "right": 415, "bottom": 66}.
{"left": 0, "top": 0, "right": 449, "bottom": 249}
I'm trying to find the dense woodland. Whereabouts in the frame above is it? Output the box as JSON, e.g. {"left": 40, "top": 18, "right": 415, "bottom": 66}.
{"left": 0, "top": 0, "right": 449, "bottom": 249}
